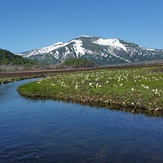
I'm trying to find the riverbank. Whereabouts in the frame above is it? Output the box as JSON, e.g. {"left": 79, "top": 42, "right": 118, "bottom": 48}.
{"left": 0, "top": 76, "right": 41, "bottom": 84}
{"left": 0, "top": 78, "right": 20, "bottom": 84}
{"left": 17, "top": 66, "right": 163, "bottom": 116}
{"left": 0, "top": 74, "right": 44, "bottom": 84}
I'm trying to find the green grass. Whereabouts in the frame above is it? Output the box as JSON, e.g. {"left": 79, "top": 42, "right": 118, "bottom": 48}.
{"left": 0, "top": 78, "right": 19, "bottom": 84}
{"left": 0, "top": 75, "right": 40, "bottom": 84}
{"left": 17, "top": 66, "right": 163, "bottom": 116}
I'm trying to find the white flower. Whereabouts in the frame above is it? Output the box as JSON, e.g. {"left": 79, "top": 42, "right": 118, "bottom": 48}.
{"left": 89, "top": 83, "right": 92, "bottom": 86}
{"left": 141, "top": 84, "right": 149, "bottom": 89}
{"left": 152, "top": 89, "right": 158, "bottom": 92}
{"left": 152, "top": 88, "right": 160, "bottom": 96}
{"left": 96, "top": 83, "right": 99, "bottom": 88}
{"left": 131, "top": 88, "right": 134, "bottom": 91}
{"left": 120, "top": 83, "right": 123, "bottom": 86}
{"left": 75, "top": 85, "right": 78, "bottom": 89}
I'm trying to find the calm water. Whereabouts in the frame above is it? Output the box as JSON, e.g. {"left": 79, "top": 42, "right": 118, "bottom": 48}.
{"left": 0, "top": 79, "right": 163, "bottom": 163}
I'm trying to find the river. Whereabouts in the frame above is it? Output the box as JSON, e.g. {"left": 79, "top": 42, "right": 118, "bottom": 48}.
{"left": 0, "top": 79, "right": 163, "bottom": 163}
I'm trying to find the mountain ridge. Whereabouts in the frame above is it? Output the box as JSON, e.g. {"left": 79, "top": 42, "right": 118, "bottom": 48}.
{"left": 20, "top": 36, "right": 163, "bottom": 65}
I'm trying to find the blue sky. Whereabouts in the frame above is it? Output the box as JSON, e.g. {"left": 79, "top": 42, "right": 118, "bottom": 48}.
{"left": 0, "top": 0, "right": 163, "bottom": 53}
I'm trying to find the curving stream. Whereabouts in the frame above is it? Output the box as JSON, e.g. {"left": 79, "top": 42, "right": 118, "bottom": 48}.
{"left": 0, "top": 79, "right": 163, "bottom": 163}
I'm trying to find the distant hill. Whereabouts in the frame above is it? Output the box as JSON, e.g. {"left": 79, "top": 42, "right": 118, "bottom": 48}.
{"left": 0, "top": 49, "right": 35, "bottom": 65}
{"left": 58, "top": 58, "right": 97, "bottom": 68}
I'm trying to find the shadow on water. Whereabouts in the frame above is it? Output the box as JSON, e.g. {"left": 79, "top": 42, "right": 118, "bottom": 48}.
{"left": 0, "top": 78, "right": 163, "bottom": 163}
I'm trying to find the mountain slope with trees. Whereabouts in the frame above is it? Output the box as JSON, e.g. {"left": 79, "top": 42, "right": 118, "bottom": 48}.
{"left": 0, "top": 49, "right": 35, "bottom": 65}
{"left": 57, "top": 58, "right": 97, "bottom": 68}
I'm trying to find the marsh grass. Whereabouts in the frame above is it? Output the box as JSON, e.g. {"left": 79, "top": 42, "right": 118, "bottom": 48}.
{"left": 0, "top": 75, "right": 40, "bottom": 84}
{"left": 18, "top": 66, "right": 163, "bottom": 116}
{"left": 0, "top": 78, "right": 18, "bottom": 84}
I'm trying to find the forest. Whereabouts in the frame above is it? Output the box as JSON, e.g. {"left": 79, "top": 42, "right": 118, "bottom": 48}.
{"left": 0, "top": 49, "right": 35, "bottom": 65}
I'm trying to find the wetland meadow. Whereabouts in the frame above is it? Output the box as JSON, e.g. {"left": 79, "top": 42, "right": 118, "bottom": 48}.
{"left": 18, "top": 66, "right": 163, "bottom": 116}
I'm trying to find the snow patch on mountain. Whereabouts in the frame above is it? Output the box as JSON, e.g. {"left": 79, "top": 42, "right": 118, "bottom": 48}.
{"left": 65, "top": 47, "right": 70, "bottom": 53}
{"left": 64, "top": 47, "right": 72, "bottom": 56}
{"left": 26, "top": 42, "right": 66, "bottom": 57}
{"left": 93, "top": 38, "right": 127, "bottom": 51}
{"left": 78, "top": 35, "right": 91, "bottom": 38}
{"left": 54, "top": 50, "right": 60, "bottom": 59}
{"left": 104, "top": 48, "right": 130, "bottom": 63}
{"left": 39, "top": 42, "right": 64, "bottom": 53}
{"left": 72, "top": 39, "right": 86, "bottom": 57}
{"left": 146, "top": 48, "right": 155, "bottom": 51}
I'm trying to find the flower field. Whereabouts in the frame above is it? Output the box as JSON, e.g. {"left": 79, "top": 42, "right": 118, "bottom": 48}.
{"left": 18, "top": 66, "right": 163, "bottom": 116}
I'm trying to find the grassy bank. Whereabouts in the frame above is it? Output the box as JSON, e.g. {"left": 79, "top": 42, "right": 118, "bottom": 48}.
{"left": 0, "top": 76, "right": 41, "bottom": 84}
{"left": 18, "top": 66, "right": 163, "bottom": 116}
{"left": 0, "top": 78, "right": 20, "bottom": 84}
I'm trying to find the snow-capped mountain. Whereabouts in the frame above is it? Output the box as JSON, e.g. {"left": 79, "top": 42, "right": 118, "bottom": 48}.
{"left": 20, "top": 36, "right": 163, "bottom": 65}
